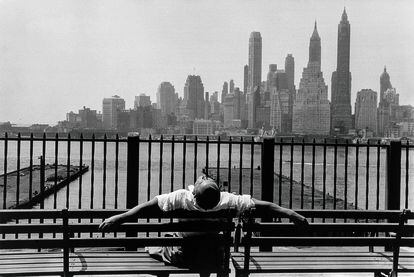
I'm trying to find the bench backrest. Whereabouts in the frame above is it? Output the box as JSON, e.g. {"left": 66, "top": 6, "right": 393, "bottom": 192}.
{"left": 0, "top": 209, "right": 237, "bottom": 275}
{"left": 240, "top": 209, "right": 414, "bottom": 273}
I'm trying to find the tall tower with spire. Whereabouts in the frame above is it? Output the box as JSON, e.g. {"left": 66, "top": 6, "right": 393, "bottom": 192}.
{"left": 380, "top": 66, "right": 392, "bottom": 103}
{"left": 247, "top": 31, "right": 262, "bottom": 129}
{"left": 309, "top": 21, "right": 321, "bottom": 64}
{"left": 331, "top": 8, "right": 352, "bottom": 134}
{"left": 292, "top": 22, "right": 330, "bottom": 135}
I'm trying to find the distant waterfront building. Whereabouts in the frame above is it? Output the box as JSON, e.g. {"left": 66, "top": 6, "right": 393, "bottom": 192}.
{"left": 247, "top": 31, "right": 262, "bottom": 129}
{"left": 380, "top": 67, "right": 393, "bottom": 102}
{"left": 156, "top": 82, "right": 177, "bottom": 116}
{"left": 184, "top": 75, "right": 205, "bottom": 120}
{"left": 377, "top": 67, "right": 398, "bottom": 136}
{"left": 266, "top": 64, "right": 278, "bottom": 95}
{"left": 229, "top": 79, "right": 235, "bottom": 94}
{"left": 221, "top": 81, "right": 229, "bottom": 103}
{"left": 331, "top": 8, "right": 352, "bottom": 134}
{"left": 223, "top": 94, "right": 234, "bottom": 128}
{"left": 243, "top": 65, "right": 249, "bottom": 94}
{"left": 270, "top": 88, "right": 291, "bottom": 134}
{"left": 204, "top": 91, "right": 210, "bottom": 119}
{"left": 285, "top": 54, "right": 295, "bottom": 92}
{"left": 292, "top": 22, "right": 330, "bottom": 135}
{"left": 193, "top": 119, "right": 219, "bottom": 135}
{"left": 102, "top": 95, "right": 125, "bottom": 130}
{"left": 378, "top": 87, "right": 400, "bottom": 137}
{"left": 134, "top": 94, "right": 151, "bottom": 108}
{"left": 355, "top": 89, "right": 377, "bottom": 135}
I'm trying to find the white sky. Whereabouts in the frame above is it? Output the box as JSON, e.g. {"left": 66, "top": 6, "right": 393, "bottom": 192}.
{"left": 0, "top": 0, "right": 413, "bottom": 125}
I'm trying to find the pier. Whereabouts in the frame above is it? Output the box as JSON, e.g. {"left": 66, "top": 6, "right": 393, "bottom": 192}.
{"left": 0, "top": 164, "right": 88, "bottom": 209}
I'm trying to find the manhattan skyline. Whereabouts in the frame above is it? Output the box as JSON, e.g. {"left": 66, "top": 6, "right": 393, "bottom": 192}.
{"left": 0, "top": 0, "right": 413, "bottom": 124}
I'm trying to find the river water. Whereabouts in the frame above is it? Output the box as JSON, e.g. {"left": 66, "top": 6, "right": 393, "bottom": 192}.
{"left": 0, "top": 140, "right": 413, "bottom": 210}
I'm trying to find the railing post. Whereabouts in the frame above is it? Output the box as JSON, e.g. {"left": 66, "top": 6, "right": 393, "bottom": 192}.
{"left": 126, "top": 135, "right": 139, "bottom": 251}
{"left": 39, "top": 156, "right": 45, "bottom": 209}
{"left": 385, "top": 141, "right": 401, "bottom": 210}
{"left": 260, "top": 137, "right": 275, "bottom": 251}
{"left": 127, "top": 135, "right": 139, "bottom": 209}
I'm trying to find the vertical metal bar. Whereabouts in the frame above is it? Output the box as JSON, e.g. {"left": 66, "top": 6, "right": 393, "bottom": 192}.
{"left": 301, "top": 138, "right": 305, "bottom": 209}
{"left": 62, "top": 209, "right": 69, "bottom": 277}
{"left": 158, "top": 135, "right": 164, "bottom": 235}
{"left": 146, "top": 135, "right": 152, "bottom": 237}
{"left": 102, "top": 134, "right": 107, "bottom": 209}
{"left": 158, "top": 135, "right": 163, "bottom": 196}
{"left": 54, "top": 134, "right": 58, "bottom": 209}
{"left": 376, "top": 140, "right": 381, "bottom": 210}
{"left": 365, "top": 141, "right": 370, "bottom": 210}
{"left": 182, "top": 136, "right": 186, "bottom": 189}
{"left": 90, "top": 134, "right": 95, "bottom": 210}
{"left": 40, "top": 156, "right": 45, "bottom": 209}
{"left": 278, "top": 138, "right": 283, "bottom": 206}
{"left": 16, "top": 133, "right": 21, "bottom": 208}
{"left": 114, "top": 134, "right": 119, "bottom": 209}
{"left": 170, "top": 136, "right": 175, "bottom": 193}
{"left": 250, "top": 139, "right": 254, "bottom": 196}
{"left": 147, "top": 135, "right": 152, "bottom": 202}
{"left": 322, "top": 139, "right": 327, "bottom": 211}
{"left": 405, "top": 142, "right": 409, "bottom": 209}
{"left": 344, "top": 139, "right": 349, "bottom": 211}
{"left": 193, "top": 136, "right": 198, "bottom": 183}
{"left": 238, "top": 137, "right": 243, "bottom": 194}
{"left": 2, "top": 133, "right": 8, "bottom": 210}
{"left": 355, "top": 141, "right": 359, "bottom": 210}
{"left": 66, "top": 133, "right": 71, "bottom": 209}
{"left": 333, "top": 139, "right": 338, "bottom": 210}
{"left": 311, "top": 138, "right": 316, "bottom": 211}
{"left": 205, "top": 136, "right": 209, "bottom": 176}
{"left": 29, "top": 133, "right": 33, "bottom": 201}
{"left": 78, "top": 134, "right": 83, "bottom": 210}
{"left": 216, "top": 136, "right": 221, "bottom": 185}
{"left": 289, "top": 138, "right": 294, "bottom": 209}
{"left": 28, "top": 134, "right": 33, "bottom": 238}
{"left": 228, "top": 137, "right": 232, "bottom": 193}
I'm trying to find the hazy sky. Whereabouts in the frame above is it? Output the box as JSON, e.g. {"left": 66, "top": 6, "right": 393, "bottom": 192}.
{"left": 1, "top": 0, "right": 413, "bottom": 125}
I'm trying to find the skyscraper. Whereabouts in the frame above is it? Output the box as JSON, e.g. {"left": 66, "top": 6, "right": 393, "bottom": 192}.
{"left": 247, "top": 31, "right": 262, "bottom": 129}
{"left": 243, "top": 65, "right": 249, "bottom": 94}
{"left": 156, "top": 82, "right": 176, "bottom": 115}
{"left": 184, "top": 75, "right": 205, "bottom": 120}
{"left": 380, "top": 66, "right": 393, "bottom": 103}
{"left": 285, "top": 54, "right": 295, "bottom": 92}
{"left": 331, "top": 8, "right": 352, "bottom": 134}
{"left": 134, "top": 94, "right": 151, "bottom": 108}
{"left": 229, "top": 79, "right": 235, "bottom": 94}
{"left": 292, "top": 22, "right": 330, "bottom": 135}
{"left": 102, "top": 95, "right": 125, "bottom": 130}
{"left": 355, "top": 89, "right": 377, "bottom": 135}
{"left": 221, "top": 81, "right": 229, "bottom": 103}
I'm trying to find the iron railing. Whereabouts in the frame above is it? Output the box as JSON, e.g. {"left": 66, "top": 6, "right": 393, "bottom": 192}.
{"left": 0, "top": 134, "right": 412, "bottom": 212}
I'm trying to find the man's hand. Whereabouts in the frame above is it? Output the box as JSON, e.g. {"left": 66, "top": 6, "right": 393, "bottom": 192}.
{"left": 99, "top": 215, "right": 122, "bottom": 231}
{"left": 293, "top": 215, "right": 309, "bottom": 227}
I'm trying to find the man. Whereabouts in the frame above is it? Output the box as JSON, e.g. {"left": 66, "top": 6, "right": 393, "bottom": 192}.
{"left": 99, "top": 175, "right": 308, "bottom": 273}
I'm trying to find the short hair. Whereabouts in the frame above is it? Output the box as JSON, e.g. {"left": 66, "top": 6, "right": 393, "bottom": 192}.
{"left": 194, "top": 177, "right": 220, "bottom": 210}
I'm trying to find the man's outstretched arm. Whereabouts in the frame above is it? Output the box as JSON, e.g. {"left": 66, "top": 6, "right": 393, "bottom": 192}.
{"left": 99, "top": 198, "right": 161, "bottom": 231}
{"left": 251, "top": 198, "right": 308, "bottom": 226}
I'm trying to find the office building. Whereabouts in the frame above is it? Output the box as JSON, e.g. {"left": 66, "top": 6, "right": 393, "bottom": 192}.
{"left": 355, "top": 89, "right": 377, "bottom": 135}
{"left": 292, "top": 22, "right": 330, "bottom": 135}
{"left": 247, "top": 31, "right": 262, "bottom": 129}
{"left": 184, "top": 75, "right": 205, "bottom": 120}
{"left": 156, "top": 82, "right": 177, "bottom": 115}
{"left": 331, "top": 8, "right": 352, "bottom": 134}
{"left": 102, "top": 95, "right": 125, "bottom": 130}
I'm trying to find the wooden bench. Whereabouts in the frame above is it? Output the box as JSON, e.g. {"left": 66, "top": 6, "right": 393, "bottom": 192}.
{"left": 232, "top": 209, "right": 414, "bottom": 277}
{"left": 0, "top": 209, "right": 236, "bottom": 277}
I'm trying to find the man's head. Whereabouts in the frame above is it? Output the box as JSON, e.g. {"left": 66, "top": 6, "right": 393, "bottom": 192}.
{"left": 193, "top": 175, "right": 221, "bottom": 210}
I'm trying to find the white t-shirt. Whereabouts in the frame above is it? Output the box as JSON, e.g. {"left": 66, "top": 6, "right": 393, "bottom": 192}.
{"left": 155, "top": 185, "right": 254, "bottom": 214}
